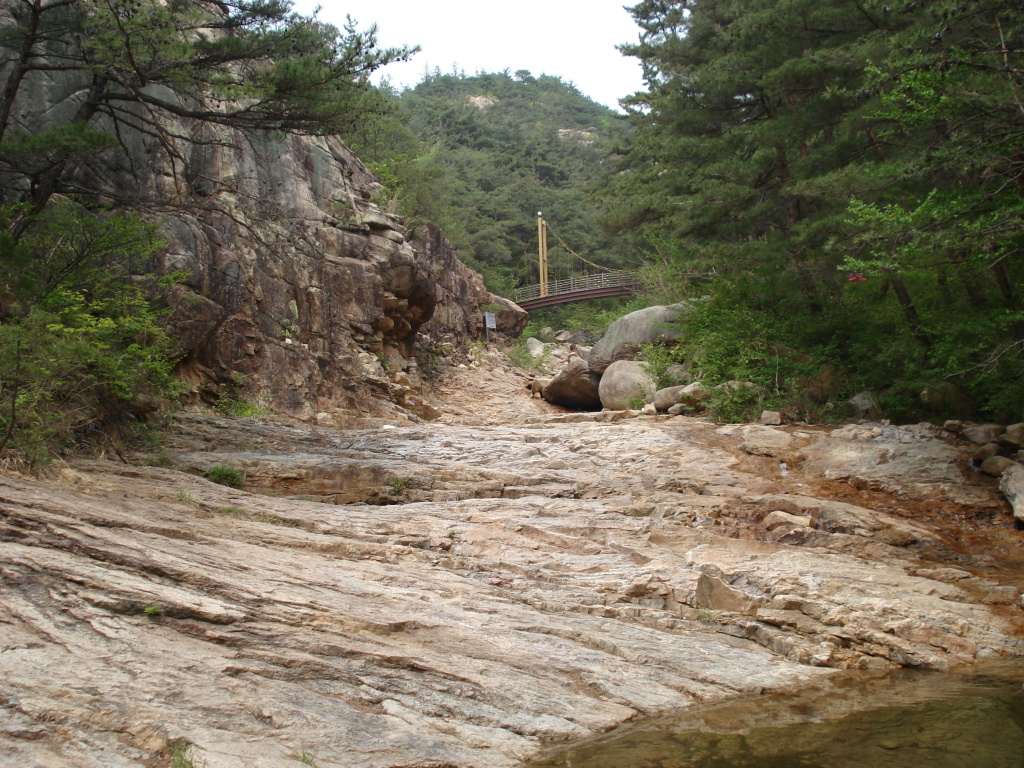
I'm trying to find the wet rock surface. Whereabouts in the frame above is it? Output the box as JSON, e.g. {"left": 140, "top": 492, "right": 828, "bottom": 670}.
{"left": 1, "top": 365, "right": 1023, "bottom": 767}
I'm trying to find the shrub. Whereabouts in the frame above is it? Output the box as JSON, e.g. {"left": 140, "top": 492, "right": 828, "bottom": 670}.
{"left": 507, "top": 338, "right": 551, "bottom": 372}
{"left": 0, "top": 202, "right": 179, "bottom": 461}
{"left": 217, "top": 398, "right": 269, "bottom": 418}
{"left": 386, "top": 475, "right": 411, "bottom": 495}
{"left": 203, "top": 464, "right": 245, "bottom": 489}
{"left": 637, "top": 341, "right": 689, "bottom": 389}
{"left": 167, "top": 741, "right": 201, "bottom": 768}
{"left": 215, "top": 374, "right": 270, "bottom": 418}
{"left": 704, "top": 384, "right": 764, "bottom": 424}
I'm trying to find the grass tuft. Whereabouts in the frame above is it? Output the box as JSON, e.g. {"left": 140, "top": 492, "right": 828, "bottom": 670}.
{"left": 203, "top": 463, "right": 245, "bottom": 489}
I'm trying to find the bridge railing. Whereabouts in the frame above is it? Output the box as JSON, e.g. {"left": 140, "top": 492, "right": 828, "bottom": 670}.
{"left": 512, "top": 271, "right": 639, "bottom": 304}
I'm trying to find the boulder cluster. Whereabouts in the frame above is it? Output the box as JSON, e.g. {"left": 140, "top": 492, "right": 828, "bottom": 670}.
{"left": 525, "top": 306, "right": 883, "bottom": 421}
{"left": 524, "top": 304, "right": 765, "bottom": 417}
{"left": 524, "top": 304, "right": 689, "bottom": 412}
{"left": 947, "top": 420, "right": 1024, "bottom": 525}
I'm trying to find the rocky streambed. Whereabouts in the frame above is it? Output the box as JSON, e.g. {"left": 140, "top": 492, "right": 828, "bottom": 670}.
{"left": 1, "top": 366, "right": 1023, "bottom": 767}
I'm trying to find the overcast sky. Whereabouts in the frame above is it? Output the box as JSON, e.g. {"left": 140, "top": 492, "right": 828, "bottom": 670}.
{"left": 292, "top": 1, "right": 647, "bottom": 111}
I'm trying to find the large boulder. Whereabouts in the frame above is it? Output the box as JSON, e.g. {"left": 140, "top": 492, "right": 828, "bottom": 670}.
{"left": 999, "top": 423, "right": 1024, "bottom": 448}
{"left": 485, "top": 294, "right": 529, "bottom": 338}
{"left": 526, "top": 338, "right": 547, "bottom": 358}
{"left": 654, "top": 380, "right": 707, "bottom": 412}
{"left": 542, "top": 358, "right": 602, "bottom": 410}
{"left": 665, "top": 382, "right": 711, "bottom": 415}
{"left": 599, "top": 360, "right": 657, "bottom": 410}
{"left": 847, "top": 391, "right": 882, "bottom": 421}
{"left": 588, "top": 304, "right": 689, "bottom": 374}
{"left": 963, "top": 424, "right": 1004, "bottom": 445}
{"left": 981, "top": 456, "right": 1017, "bottom": 477}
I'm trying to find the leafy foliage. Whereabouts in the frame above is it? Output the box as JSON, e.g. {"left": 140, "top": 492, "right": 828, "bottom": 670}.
{"left": 0, "top": 202, "right": 178, "bottom": 460}
{"left": 215, "top": 374, "right": 269, "bottom": 417}
{"left": 604, "top": 0, "right": 1024, "bottom": 423}
{"left": 386, "top": 475, "right": 411, "bottom": 495}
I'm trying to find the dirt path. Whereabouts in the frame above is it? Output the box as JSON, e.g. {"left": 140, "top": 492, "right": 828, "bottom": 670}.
{"left": 429, "top": 349, "right": 565, "bottom": 425}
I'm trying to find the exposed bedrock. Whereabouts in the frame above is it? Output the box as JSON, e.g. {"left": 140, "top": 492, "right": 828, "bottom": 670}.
{"left": 1, "top": 410, "right": 1022, "bottom": 767}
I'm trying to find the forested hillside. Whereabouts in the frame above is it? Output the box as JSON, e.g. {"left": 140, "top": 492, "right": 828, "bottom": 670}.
{"left": 348, "top": 70, "right": 638, "bottom": 297}
{"left": 601, "top": 0, "right": 1024, "bottom": 422}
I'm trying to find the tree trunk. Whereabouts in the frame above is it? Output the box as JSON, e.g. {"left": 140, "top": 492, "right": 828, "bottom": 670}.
{"left": 0, "top": 0, "right": 43, "bottom": 143}
{"left": 877, "top": 276, "right": 891, "bottom": 300}
{"left": 890, "top": 272, "right": 931, "bottom": 350}
{"left": 993, "top": 257, "right": 1016, "bottom": 304}
{"left": 776, "top": 149, "right": 821, "bottom": 313}
{"left": 956, "top": 262, "right": 986, "bottom": 308}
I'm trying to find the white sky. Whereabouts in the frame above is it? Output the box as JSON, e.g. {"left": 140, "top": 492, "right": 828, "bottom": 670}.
{"left": 293, "top": 1, "right": 647, "bottom": 111}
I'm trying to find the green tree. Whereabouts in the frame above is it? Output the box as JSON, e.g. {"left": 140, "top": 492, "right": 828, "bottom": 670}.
{"left": 0, "top": 200, "right": 177, "bottom": 459}
{"left": 605, "top": 0, "right": 1024, "bottom": 421}
{"left": 609, "top": 0, "right": 896, "bottom": 300}
{"left": 831, "top": 0, "right": 1024, "bottom": 416}
{"left": 388, "top": 70, "right": 637, "bottom": 295}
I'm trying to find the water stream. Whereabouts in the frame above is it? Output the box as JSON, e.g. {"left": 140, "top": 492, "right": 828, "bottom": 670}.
{"left": 527, "top": 661, "right": 1024, "bottom": 768}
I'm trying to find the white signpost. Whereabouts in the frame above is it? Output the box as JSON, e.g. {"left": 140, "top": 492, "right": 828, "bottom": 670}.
{"left": 484, "top": 311, "right": 496, "bottom": 345}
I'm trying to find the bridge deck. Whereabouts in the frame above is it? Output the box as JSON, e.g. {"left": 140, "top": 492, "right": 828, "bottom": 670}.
{"left": 513, "top": 272, "right": 642, "bottom": 310}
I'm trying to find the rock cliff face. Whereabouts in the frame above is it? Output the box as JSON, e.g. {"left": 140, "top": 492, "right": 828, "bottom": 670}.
{"left": 148, "top": 135, "right": 526, "bottom": 422}
{"left": 2, "top": 27, "right": 527, "bottom": 422}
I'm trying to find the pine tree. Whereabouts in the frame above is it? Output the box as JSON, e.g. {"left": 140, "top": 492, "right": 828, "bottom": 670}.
{"left": 609, "top": 0, "right": 898, "bottom": 300}
{"left": 607, "top": 0, "right": 1024, "bottom": 420}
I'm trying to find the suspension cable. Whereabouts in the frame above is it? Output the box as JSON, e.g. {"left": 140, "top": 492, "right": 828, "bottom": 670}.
{"left": 544, "top": 221, "right": 628, "bottom": 273}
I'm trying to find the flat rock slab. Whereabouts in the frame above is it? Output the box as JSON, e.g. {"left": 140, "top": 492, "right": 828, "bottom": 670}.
{"left": 801, "top": 424, "right": 995, "bottom": 507}
{"left": 1, "top": 414, "right": 1022, "bottom": 767}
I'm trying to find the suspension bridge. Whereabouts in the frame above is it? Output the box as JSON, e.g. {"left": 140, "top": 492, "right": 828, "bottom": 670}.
{"left": 511, "top": 215, "right": 643, "bottom": 311}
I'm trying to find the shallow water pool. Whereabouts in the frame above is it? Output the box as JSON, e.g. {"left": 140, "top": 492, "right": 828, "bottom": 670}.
{"left": 527, "top": 661, "right": 1024, "bottom": 768}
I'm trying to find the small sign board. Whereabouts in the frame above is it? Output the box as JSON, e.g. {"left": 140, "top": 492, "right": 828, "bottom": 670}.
{"left": 484, "top": 311, "right": 497, "bottom": 330}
